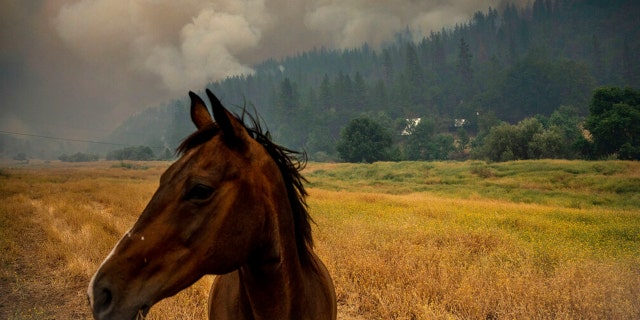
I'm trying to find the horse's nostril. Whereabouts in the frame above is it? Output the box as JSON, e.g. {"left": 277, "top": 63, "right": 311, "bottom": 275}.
{"left": 102, "top": 288, "right": 113, "bottom": 306}
{"left": 94, "top": 286, "right": 113, "bottom": 313}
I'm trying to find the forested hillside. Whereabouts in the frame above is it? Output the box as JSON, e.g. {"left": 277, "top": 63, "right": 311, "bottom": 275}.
{"left": 105, "top": 0, "right": 640, "bottom": 161}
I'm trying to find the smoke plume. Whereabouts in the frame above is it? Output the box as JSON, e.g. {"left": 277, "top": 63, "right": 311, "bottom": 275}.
{"left": 53, "top": 0, "right": 510, "bottom": 93}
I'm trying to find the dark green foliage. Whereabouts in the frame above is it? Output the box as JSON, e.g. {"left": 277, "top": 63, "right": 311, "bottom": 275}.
{"left": 498, "top": 53, "right": 595, "bottom": 122}
{"left": 474, "top": 111, "right": 586, "bottom": 162}
{"left": 457, "top": 127, "right": 470, "bottom": 152}
{"left": 548, "top": 106, "right": 584, "bottom": 159}
{"left": 404, "top": 118, "right": 455, "bottom": 161}
{"left": 106, "top": 146, "right": 155, "bottom": 161}
{"left": 584, "top": 87, "right": 640, "bottom": 160}
{"left": 337, "top": 118, "right": 392, "bottom": 163}
{"left": 480, "top": 118, "right": 545, "bottom": 161}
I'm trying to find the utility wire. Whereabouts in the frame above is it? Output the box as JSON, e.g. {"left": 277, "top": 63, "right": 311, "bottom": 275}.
{"left": 0, "top": 130, "right": 169, "bottom": 150}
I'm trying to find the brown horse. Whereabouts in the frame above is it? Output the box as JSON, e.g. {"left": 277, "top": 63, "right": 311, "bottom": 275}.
{"left": 87, "top": 90, "right": 337, "bottom": 319}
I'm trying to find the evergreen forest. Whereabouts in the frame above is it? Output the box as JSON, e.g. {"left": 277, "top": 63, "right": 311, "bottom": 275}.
{"left": 103, "top": 0, "right": 640, "bottom": 162}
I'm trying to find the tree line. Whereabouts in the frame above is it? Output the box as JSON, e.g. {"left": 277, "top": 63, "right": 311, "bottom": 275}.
{"left": 58, "top": 146, "right": 173, "bottom": 162}
{"left": 337, "top": 87, "right": 640, "bottom": 162}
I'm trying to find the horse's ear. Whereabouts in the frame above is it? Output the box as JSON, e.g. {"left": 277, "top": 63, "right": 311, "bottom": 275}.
{"left": 189, "top": 91, "right": 213, "bottom": 129}
{"left": 206, "top": 89, "right": 248, "bottom": 146}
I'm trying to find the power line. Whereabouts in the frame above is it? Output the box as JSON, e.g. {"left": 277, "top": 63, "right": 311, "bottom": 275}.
{"left": 0, "top": 130, "right": 169, "bottom": 150}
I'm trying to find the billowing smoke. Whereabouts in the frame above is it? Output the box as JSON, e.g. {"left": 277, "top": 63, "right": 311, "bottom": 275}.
{"left": 53, "top": 0, "right": 512, "bottom": 93}
{"left": 54, "top": 0, "right": 264, "bottom": 93}
{"left": 141, "top": 6, "right": 262, "bottom": 91}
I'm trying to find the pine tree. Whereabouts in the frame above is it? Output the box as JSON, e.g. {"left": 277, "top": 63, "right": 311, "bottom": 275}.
{"left": 353, "top": 72, "right": 368, "bottom": 111}
{"left": 622, "top": 38, "right": 636, "bottom": 85}
{"left": 431, "top": 32, "right": 446, "bottom": 75}
{"left": 382, "top": 49, "right": 393, "bottom": 84}
{"left": 592, "top": 35, "right": 605, "bottom": 83}
{"left": 404, "top": 42, "right": 422, "bottom": 88}
{"left": 319, "top": 74, "right": 333, "bottom": 111}
{"left": 457, "top": 36, "right": 473, "bottom": 83}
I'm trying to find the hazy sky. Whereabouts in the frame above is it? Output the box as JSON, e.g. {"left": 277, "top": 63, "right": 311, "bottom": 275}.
{"left": 0, "top": 0, "right": 521, "bottom": 140}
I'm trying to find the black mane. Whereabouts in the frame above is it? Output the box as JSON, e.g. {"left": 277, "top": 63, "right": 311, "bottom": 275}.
{"left": 176, "top": 110, "right": 316, "bottom": 268}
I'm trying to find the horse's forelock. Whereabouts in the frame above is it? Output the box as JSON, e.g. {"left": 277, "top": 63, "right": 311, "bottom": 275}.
{"left": 176, "top": 124, "right": 220, "bottom": 155}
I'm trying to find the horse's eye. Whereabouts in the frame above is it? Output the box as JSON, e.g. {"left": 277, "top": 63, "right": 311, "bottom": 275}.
{"left": 185, "top": 183, "right": 214, "bottom": 201}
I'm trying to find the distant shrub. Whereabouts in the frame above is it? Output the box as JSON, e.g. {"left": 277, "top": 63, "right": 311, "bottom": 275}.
{"left": 106, "top": 146, "right": 155, "bottom": 161}
{"left": 310, "top": 151, "right": 334, "bottom": 162}
{"left": 337, "top": 118, "right": 392, "bottom": 163}
{"left": 158, "top": 148, "right": 176, "bottom": 161}
{"left": 58, "top": 152, "right": 99, "bottom": 162}
{"left": 13, "top": 153, "right": 28, "bottom": 161}
{"left": 471, "top": 163, "right": 496, "bottom": 178}
{"left": 112, "top": 161, "right": 150, "bottom": 170}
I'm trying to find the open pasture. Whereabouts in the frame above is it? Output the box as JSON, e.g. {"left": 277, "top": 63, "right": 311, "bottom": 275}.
{"left": 1, "top": 160, "right": 639, "bottom": 319}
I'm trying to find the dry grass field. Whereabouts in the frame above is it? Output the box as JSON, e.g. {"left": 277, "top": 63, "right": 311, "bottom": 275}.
{"left": 1, "top": 160, "right": 639, "bottom": 319}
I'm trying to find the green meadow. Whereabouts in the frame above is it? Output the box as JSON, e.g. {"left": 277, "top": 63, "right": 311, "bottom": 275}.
{"left": 0, "top": 160, "right": 638, "bottom": 319}
{"left": 306, "top": 160, "right": 640, "bottom": 209}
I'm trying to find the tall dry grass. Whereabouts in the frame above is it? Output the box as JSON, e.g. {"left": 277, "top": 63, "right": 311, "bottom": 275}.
{"left": 0, "top": 160, "right": 639, "bottom": 319}
{"left": 311, "top": 189, "right": 639, "bottom": 319}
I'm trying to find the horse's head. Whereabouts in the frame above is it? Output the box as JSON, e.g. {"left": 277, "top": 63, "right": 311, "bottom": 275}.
{"left": 88, "top": 90, "right": 294, "bottom": 319}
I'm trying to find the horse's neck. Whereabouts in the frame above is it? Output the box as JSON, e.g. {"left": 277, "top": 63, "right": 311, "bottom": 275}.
{"left": 237, "top": 205, "right": 308, "bottom": 319}
{"left": 238, "top": 256, "right": 306, "bottom": 318}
